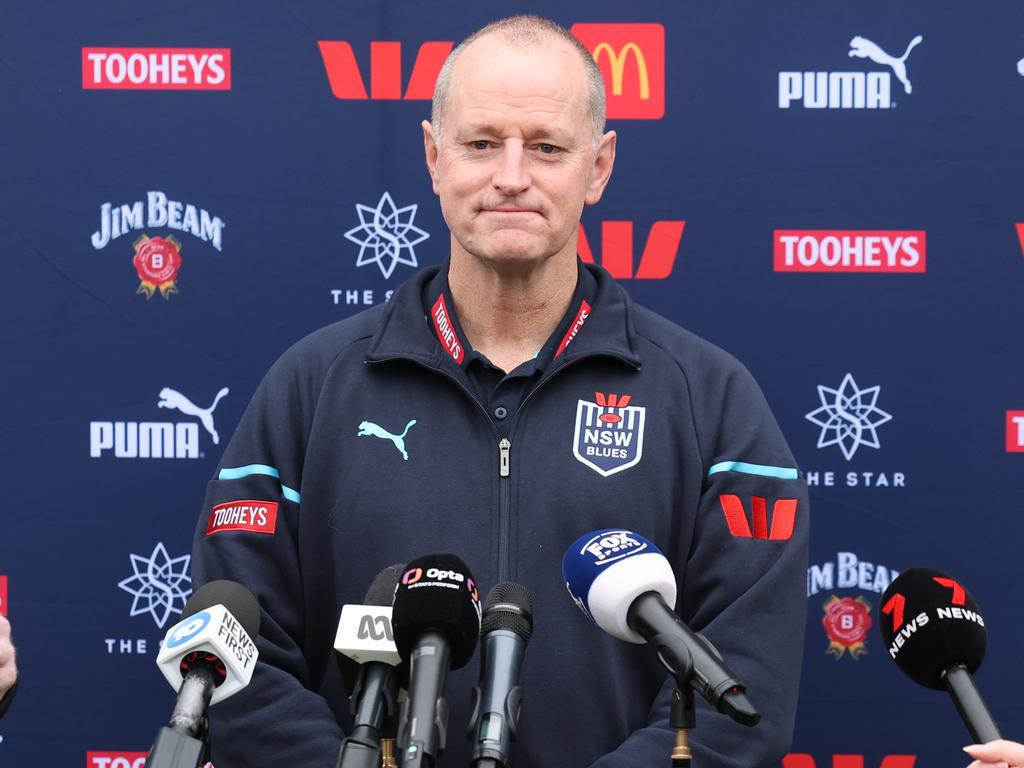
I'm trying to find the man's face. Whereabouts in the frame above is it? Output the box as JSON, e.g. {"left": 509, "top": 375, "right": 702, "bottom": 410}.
{"left": 424, "top": 36, "right": 616, "bottom": 270}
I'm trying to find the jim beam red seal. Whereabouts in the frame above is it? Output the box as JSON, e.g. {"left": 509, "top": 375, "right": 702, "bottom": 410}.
{"left": 133, "top": 234, "right": 182, "bottom": 299}
{"left": 822, "top": 595, "right": 872, "bottom": 659}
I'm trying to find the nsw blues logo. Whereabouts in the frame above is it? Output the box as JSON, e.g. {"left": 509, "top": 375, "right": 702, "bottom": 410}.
{"left": 573, "top": 392, "right": 646, "bottom": 477}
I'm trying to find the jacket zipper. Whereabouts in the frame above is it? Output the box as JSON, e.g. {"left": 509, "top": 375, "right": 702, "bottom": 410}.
{"left": 368, "top": 352, "right": 637, "bottom": 584}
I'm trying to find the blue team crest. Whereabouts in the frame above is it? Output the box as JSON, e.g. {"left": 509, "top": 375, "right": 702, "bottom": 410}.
{"left": 572, "top": 392, "right": 646, "bottom": 477}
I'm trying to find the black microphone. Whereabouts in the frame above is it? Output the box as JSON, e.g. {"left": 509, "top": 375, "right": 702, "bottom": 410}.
{"left": 467, "top": 582, "right": 534, "bottom": 768}
{"left": 877, "top": 567, "right": 1001, "bottom": 743}
{"left": 392, "top": 554, "right": 482, "bottom": 768}
{"left": 336, "top": 564, "right": 405, "bottom": 768}
{"left": 148, "top": 580, "right": 261, "bottom": 768}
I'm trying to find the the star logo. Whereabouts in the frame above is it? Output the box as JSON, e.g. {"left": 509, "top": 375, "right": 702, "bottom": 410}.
{"left": 805, "top": 373, "right": 893, "bottom": 460}
{"left": 117, "top": 542, "right": 192, "bottom": 628}
{"left": 344, "top": 191, "right": 429, "bottom": 279}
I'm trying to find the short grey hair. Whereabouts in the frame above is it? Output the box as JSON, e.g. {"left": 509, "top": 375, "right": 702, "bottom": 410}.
{"left": 431, "top": 15, "right": 607, "bottom": 145}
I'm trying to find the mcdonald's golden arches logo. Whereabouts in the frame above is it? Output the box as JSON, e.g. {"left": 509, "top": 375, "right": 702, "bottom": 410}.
{"left": 571, "top": 23, "right": 665, "bottom": 119}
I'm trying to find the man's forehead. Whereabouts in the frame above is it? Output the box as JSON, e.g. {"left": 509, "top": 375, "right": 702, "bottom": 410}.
{"left": 448, "top": 35, "right": 590, "bottom": 117}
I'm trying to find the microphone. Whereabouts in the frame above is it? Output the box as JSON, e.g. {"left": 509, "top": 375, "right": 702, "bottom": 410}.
{"left": 335, "top": 564, "right": 405, "bottom": 768}
{"left": 562, "top": 529, "right": 759, "bottom": 726}
{"left": 467, "top": 582, "right": 534, "bottom": 768}
{"left": 877, "top": 567, "right": 1001, "bottom": 743}
{"left": 392, "top": 554, "right": 482, "bottom": 768}
{"left": 147, "top": 580, "right": 261, "bottom": 768}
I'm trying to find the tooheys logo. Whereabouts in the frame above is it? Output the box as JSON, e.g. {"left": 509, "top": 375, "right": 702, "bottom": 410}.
{"left": 579, "top": 220, "right": 684, "bottom": 279}
{"left": 1006, "top": 410, "right": 1024, "bottom": 452}
{"left": 779, "top": 34, "right": 923, "bottom": 110}
{"left": 0, "top": 574, "right": 7, "bottom": 617}
{"left": 774, "top": 230, "right": 925, "bottom": 273}
{"left": 571, "top": 23, "right": 665, "bottom": 119}
{"left": 82, "top": 48, "right": 230, "bottom": 90}
{"left": 431, "top": 294, "right": 464, "bottom": 364}
{"left": 86, "top": 753, "right": 148, "bottom": 768}
{"left": 205, "top": 500, "right": 278, "bottom": 536}
{"left": 782, "top": 754, "right": 917, "bottom": 768}
{"left": 580, "top": 530, "right": 646, "bottom": 564}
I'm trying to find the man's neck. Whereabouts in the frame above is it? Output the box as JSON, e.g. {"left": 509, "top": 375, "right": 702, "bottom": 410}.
{"left": 448, "top": 246, "right": 578, "bottom": 373}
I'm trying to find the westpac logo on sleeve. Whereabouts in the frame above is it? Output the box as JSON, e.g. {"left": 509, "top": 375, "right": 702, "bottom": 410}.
{"left": 779, "top": 34, "right": 923, "bottom": 109}
{"left": 82, "top": 48, "right": 230, "bottom": 90}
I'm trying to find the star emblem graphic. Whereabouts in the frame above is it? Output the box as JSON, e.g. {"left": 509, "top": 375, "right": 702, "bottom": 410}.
{"left": 344, "top": 191, "right": 430, "bottom": 279}
{"left": 117, "top": 542, "right": 192, "bottom": 628}
{"left": 805, "top": 373, "right": 893, "bottom": 461}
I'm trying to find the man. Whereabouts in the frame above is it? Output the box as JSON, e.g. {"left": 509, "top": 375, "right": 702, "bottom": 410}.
{"left": 192, "top": 15, "right": 808, "bottom": 767}
{"left": 0, "top": 615, "right": 16, "bottom": 718}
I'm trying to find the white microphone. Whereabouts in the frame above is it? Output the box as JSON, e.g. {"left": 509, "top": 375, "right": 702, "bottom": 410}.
{"left": 562, "top": 529, "right": 759, "bottom": 726}
{"left": 148, "top": 580, "right": 261, "bottom": 768}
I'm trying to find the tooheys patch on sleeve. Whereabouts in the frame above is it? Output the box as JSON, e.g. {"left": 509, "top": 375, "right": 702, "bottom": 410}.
{"left": 573, "top": 392, "right": 646, "bottom": 477}
{"left": 205, "top": 500, "right": 278, "bottom": 536}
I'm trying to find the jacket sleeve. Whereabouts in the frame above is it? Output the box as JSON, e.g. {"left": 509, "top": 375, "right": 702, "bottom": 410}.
{"left": 190, "top": 343, "right": 345, "bottom": 768}
{"left": 590, "top": 359, "right": 809, "bottom": 768}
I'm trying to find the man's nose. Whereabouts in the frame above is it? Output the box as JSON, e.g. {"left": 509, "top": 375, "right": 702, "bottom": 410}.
{"left": 492, "top": 142, "right": 530, "bottom": 195}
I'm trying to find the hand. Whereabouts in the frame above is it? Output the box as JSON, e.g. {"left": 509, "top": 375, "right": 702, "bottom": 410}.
{"left": 965, "top": 740, "right": 1024, "bottom": 768}
{"left": 0, "top": 615, "right": 15, "bottom": 700}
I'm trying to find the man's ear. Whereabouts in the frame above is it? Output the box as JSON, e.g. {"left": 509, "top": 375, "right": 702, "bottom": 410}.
{"left": 584, "top": 130, "right": 617, "bottom": 206}
{"left": 423, "top": 120, "right": 440, "bottom": 195}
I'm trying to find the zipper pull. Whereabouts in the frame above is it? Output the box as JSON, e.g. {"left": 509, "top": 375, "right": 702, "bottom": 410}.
{"left": 499, "top": 438, "right": 511, "bottom": 477}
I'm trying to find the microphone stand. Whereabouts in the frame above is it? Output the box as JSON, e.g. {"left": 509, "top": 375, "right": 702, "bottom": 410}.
{"left": 670, "top": 688, "right": 695, "bottom": 768}
{"left": 146, "top": 666, "right": 214, "bottom": 768}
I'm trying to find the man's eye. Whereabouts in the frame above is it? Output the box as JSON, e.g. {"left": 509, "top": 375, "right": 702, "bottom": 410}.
{"left": 538, "top": 143, "right": 558, "bottom": 154}
{"left": 471, "top": 140, "right": 490, "bottom": 150}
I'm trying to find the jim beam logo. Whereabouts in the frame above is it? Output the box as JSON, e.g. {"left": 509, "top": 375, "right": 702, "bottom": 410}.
{"left": 572, "top": 392, "right": 646, "bottom": 476}
{"left": 808, "top": 551, "right": 899, "bottom": 661}
{"left": 90, "top": 190, "right": 225, "bottom": 299}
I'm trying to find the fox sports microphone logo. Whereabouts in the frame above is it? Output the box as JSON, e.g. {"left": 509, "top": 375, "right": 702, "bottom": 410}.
{"left": 581, "top": 530, "right": 647, "bottom": 565}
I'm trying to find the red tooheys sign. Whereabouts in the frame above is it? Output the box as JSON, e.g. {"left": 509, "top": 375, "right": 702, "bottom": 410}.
{"left": 774, "top": 230, "right": 926, "bottom": 273}
{"left": 132, "top": 235, "right": 182, "bottom": 299}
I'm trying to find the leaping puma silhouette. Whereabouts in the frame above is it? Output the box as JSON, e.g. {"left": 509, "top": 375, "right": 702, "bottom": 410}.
{"left": 357, "top": 419, "right": 417, "bottom": 461}
{"left": 849, "top": 35, "right": 923, "bottom": 95}
{"left": 158, "top": 387, "right": 230, "bottom": 444}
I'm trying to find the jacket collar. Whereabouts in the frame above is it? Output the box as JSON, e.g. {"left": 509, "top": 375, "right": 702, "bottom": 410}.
{"left": 364, "top": 259, "right": 641, "bottom": 372}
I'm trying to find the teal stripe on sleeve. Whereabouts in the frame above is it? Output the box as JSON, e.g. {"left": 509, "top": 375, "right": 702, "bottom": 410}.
{"left": 218, "top": 464, "right": 302, "bottom": 503}
{"left": 708, "top": 460, "right": 799, "bottom": 480}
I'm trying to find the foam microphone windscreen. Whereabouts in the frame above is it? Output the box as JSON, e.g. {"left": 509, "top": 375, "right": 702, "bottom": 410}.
{"left": 184, "top": 580, "right": 261, "bottom": 641}
{"left": 481, "top": 582, "right": 534, "bottom": 642}
{"left": 392, "top": 554, "right": 481, "bottom": 670}
{"left": 877, "top": 567, "right": 987, "bottom": 690}
{"left": 365, "top": 563, "right": 406, "bottom": 606}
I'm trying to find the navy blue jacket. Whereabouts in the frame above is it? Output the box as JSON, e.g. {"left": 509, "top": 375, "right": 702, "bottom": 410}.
{"left": 192, "top": 262, "right": 809, "bottom": 767}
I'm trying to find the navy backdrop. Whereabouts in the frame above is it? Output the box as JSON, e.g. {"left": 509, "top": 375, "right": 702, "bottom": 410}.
{"left": 2, "top": 1, "right": 1023, "bottom": 766}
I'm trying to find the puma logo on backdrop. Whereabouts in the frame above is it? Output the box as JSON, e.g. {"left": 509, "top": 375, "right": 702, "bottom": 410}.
{"left": 848, "top": 35, "right": 923, "bottom": 94}
{"left": 357, "top": 419, "right": 417, "bottom": 460}
{"left": 159, "top": 386, "right": 230, "bottom": 444}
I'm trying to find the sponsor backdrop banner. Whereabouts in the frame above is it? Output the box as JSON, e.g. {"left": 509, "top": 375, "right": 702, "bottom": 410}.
{"left": 2, "top": 1, "right": 1022, "bottom": 765}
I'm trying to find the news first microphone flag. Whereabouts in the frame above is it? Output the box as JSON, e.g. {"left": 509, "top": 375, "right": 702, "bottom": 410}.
{"left": 3, "top": 2, "right": 1023, "bottom": 766}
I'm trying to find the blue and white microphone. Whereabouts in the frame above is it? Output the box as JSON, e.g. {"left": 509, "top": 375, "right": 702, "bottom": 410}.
{"left": 562, "top": 529, "right": 759, "bottom": 726}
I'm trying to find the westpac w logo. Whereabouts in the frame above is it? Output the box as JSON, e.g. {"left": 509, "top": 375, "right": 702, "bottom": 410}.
{"left": 719, "top": 495, "right": 798, "bottom": 541}
{"left": 573, "top": 392, "right": 646, "bottom": 477}
{"left": 358, "top": 614, "right": 393, "bottom": 641}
